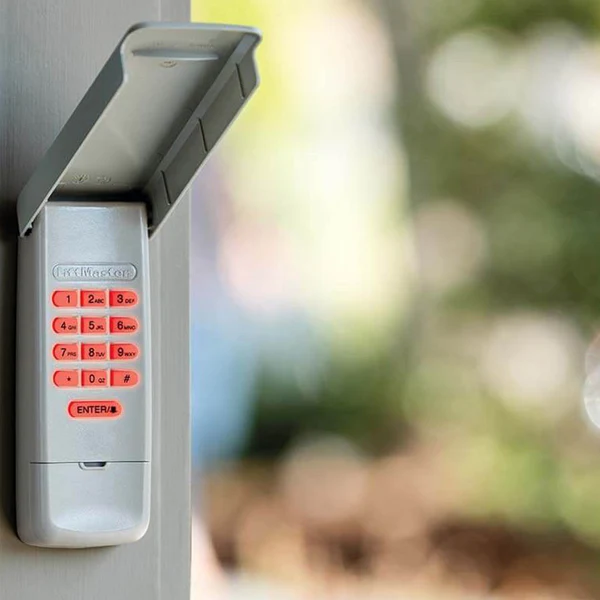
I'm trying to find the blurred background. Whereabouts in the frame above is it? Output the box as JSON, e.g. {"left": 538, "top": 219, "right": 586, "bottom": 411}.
{"left": 189, "top": 1, "right": 600, "bottom": 598}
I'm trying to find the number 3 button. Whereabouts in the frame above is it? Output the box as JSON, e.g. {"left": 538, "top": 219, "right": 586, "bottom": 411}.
{"left": 109, "top": 290, "right": 138, "bottom": 307}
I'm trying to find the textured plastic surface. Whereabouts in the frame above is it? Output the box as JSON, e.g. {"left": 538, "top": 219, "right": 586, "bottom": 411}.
{"left": 17, "top": 202, "right": 151, "bottom": 547}
{"left": 16, "top": 22, "right": 261, "bottom": 237}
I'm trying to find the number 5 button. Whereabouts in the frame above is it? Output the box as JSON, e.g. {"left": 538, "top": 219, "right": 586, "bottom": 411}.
{"left": 81, "top": 317, "right": 107, "bottom": 334}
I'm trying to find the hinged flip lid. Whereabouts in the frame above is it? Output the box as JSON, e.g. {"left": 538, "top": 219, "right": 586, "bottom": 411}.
{"left": 17, "top": 22, "right": 261, "bottom": 237}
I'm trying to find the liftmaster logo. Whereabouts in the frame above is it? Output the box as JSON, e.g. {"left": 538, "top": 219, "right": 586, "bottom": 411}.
{"left": 53, "top": 263, "right": 137, "bottom": 282}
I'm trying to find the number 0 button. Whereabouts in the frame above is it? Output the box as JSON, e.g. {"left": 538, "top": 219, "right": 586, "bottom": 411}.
{"left": 82, "top": 370, "right": 108, "bottom": 387}
{"left": 110, "top": 317, "right": 139, "bottom": 334}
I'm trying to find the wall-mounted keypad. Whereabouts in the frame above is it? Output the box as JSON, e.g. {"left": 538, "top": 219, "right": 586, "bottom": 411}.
{"left": 50, "top": 288, "right": 140, "bottom": 417}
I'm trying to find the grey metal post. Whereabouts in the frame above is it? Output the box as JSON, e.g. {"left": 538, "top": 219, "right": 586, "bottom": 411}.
{"left": 0, "top": 1, "right": 191, "bottom": 598}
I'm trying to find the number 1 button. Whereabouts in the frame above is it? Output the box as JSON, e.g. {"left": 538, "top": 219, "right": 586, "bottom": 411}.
{"left": 52, "top": 290, "right": 78, "bottom": 307}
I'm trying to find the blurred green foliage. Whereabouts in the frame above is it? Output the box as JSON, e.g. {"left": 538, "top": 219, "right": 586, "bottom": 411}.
{"left": 194, "top": 0, "right": 600, "bottom": 545}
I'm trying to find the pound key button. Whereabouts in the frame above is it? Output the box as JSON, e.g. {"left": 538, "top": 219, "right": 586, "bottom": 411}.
{"left": 110, "top": 370, "right": 139, "bottom": 387}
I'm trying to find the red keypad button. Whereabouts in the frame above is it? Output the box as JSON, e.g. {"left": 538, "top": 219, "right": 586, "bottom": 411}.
{"left": 81, "top": 316, "right": 107, "bottom": 334}
{"left": 82, "top": 369, "right": 108, "bottom": 387}
{"left": 110, "top": 343, "right": 139, "bottom": 361}
{"left": 81, "top": 289, "right": 107, "bottom": 307}
{"left": 53, "top": 317, "right": 78, "bottom": 334}
{"left": 53, "top": 343, "right": 79, "bottom": 361}
{"left": 52, "top": 290, "right": 78, "bottom": 308}
{"left": 109, "top": 290, "right": 138, "bottom": 308}
{"left": 82, "top": 343, "right": 107, "bottom": 361}
{"left": 68, "top": 400, "right": 122, "bottom": 419}
{"left": 110, "top": 370, "right": 139, "bottom": 387}
{"left": 110, "top": 317, "right": 139, "bottom": 334}
{"left": 53, "top": 370, "right": 79, "bottom": 387}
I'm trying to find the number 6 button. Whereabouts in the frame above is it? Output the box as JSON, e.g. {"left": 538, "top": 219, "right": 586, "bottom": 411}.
{"left": 110, "top": 317, "right": 138, "bottom": 334}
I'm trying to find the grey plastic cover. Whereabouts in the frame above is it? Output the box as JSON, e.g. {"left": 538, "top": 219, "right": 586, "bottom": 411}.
{"left": 17, "top": 22, "right": 261, "bottom": 237}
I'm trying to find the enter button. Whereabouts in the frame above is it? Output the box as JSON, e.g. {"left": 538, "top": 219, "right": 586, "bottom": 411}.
{"left": 68, "top": 400, "right": 122, "bottom": 419}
